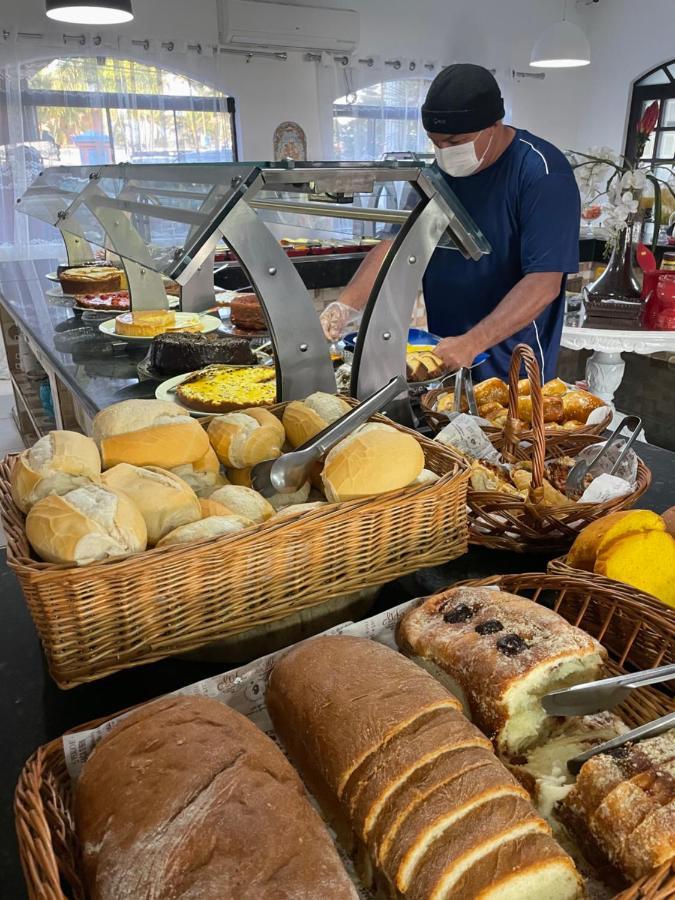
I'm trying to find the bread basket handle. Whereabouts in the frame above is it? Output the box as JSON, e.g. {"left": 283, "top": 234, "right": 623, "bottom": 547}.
{"left": 503, "top": 343, "right": 545, "bottom": 489}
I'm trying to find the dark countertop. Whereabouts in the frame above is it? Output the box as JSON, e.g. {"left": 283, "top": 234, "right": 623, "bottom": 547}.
{"left": 2, "top": 439, "right": 675, "bottom": 897}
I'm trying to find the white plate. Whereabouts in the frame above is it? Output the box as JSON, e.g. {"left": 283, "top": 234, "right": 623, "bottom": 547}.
{"left": 46, "top": 272, "right": 60, "bottom": 283}
{"left": 154, "top": 373, "right": 211, "bottom": 416}
{"left": 74, "top": 295, "right": 179, "bottom": 314}
{"left": 98, "top": 312, "right": 222, "bottom": 343}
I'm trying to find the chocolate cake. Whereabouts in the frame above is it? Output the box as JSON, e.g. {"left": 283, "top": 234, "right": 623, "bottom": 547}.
{"left": 149, "top": 332, "right": 256, "bottom": 376}
{"left": 230, "top": 293, "right": 267, "bottom": 331}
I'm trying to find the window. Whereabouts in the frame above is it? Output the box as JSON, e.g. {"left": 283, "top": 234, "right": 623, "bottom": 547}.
{"left": 0, "top": 57, "right": 236, "bottom": 256}
{"left": 333, "top": 78, "right": 432, "bottom": 161}
{"left": 626, "top": 62, "right": 675, "bottom": 177}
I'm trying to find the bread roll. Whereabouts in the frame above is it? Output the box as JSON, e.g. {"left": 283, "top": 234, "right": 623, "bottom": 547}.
{"left": 10, "top": 430, "right": 101, "bottom": 513}
{"left": 274, "top": 501, "right": 327, "bottom": 519}
{"left": 567, "top": 509, "right": 666, "bottom": 571}
{"left": 474, "top": 377, "right": 509, "bottom": 406}
{"left": 283, "top": 392, "right": 351, "bottom": 448}
{"left": 26, "top": 483, "right": 147, "bottom": 565}
{"left": 267, "top": 480, "right": 311, "bottom": 510}
{"left": 517, "top": 394, "right": 563, "bottom": 424}
{"left": 170, "top": 446, "right": 227, "bottom": 496}
{"left": 413, "top": 468, "right": 440, "bottom": 486}
{"left": 209, "top": 484, "right": 274, "bottom": 523}
{"left": 92, "top": 399, "right": 209, "bottom": 469}
{"left": 542, "top": 377, "right": 568, "bottom": 396}
{"left": 397, "top": 586, "right": 606, "bottom": 753}
{"left": 156, "top": 515, "right": 251, "bottom": 546}
{"left": 595, "top": 530, "right": 675, "bottom": 605}
{"left": 208, "top": 408, "right": 284, "bottom": 469}
{"left": 561, "top": 389, "right": 605, "bottom": 423}
{"left": 517, "top": 378, "right": 531, "bottom": 396}
{"left": 75, "top": 695, "right": 358, "bottom": 900}
{"left": 102, "top": 464, "right": 201, "bottom": 545}
{"left": 199, "top": 497, "right": 233, "bottom": 518}
{"left": 322, "top": 423, "right": 424, "bottom": 503}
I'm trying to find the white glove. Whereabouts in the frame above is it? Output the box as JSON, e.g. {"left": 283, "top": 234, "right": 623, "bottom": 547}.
{"left": 320, "top": 301, "right": 363, "bottom": 341}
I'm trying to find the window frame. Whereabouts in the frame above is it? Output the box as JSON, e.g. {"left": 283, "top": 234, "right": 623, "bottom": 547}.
{"left": 626, "top": 61, "right": 675, "bottom": 167}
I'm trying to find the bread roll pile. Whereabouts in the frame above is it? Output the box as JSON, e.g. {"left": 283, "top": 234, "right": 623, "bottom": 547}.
{"left": 12, "top": 393, "right": 433, "bottom": 566}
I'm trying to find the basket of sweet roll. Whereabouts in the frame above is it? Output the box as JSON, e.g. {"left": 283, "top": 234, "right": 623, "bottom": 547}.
{"left": 0, "top": 392, "right": 469, "bottom": 688}
{"left": 420, "top": 367, "right": 612, "bottom": 446}
{"left": 432, "top": 344, "right": 651, "bottom": 553}
{"left": 547, "top": 508, "right": 675, "bottom": 610}
{"left": 14, "top": 571, "right": 675, "bottom": 900}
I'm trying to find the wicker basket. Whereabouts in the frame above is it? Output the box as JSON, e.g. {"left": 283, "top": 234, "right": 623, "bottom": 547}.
{"left": 14, "top": 572, "right": 675, "bottom": 900}
{"left": 419, "top": 377, "right": 612, "bottom": 442}
{"left": 466, "top": 345, "right": 650, "bottom": 553}
{"left": 0, "top": 406, "right": 469, "bottom": 689}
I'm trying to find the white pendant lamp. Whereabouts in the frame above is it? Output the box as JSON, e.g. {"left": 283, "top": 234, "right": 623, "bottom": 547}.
{"left": 530, "top": 2, "right": 590, "bottom": 68}
{"left": 45, "top": 0, "right": 133, "bottom": 24}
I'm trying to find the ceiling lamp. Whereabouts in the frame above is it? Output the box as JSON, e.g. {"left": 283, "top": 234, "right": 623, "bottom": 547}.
{"left": 45, "top": 0, "right": 133, "bottom": 24}
{"left": 530, "top": 7, "right": 590, "bottom": 68}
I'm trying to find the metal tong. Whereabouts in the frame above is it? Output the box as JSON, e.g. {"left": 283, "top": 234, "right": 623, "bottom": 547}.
{"left": 541, "top": 663, "right": 675, "bottom": 774}
{"left": 250, "top": 375, "right": 407, "bottom": 497}
{"left": 565, "top": 414, "right": 643, "bottom": 498}
{"left": 435, "top": 366, "right": 478, "bottom": 425}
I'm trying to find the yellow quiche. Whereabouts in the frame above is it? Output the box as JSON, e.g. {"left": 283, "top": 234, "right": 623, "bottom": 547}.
{"left": 176, "top": 364, "right": 277, "bottom": 412}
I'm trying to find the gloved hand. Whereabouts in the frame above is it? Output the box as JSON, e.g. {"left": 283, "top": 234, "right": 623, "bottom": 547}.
{"left": 320, "top": 301, "right": 363, "bottom": 341}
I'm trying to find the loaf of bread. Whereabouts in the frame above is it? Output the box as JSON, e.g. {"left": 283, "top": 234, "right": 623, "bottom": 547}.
{"left": 170, "top": 446, "right": 227, "bottom": 496}
{"left": 93, "top": 399, "right": 210, "bottom": 469}
{"left": 517, "top": 394, "right": 564, "bottom": 424}
{"left": 10, "top": 430, "right": 101, "bottom": 513}
{"left": 209, "top": 484, "right": 274, "bottom": 523}
{"left": 282, "top": 392, "right": 351, "bottom": 448}
{"left": 267, "top": 635, "right": 582, "bottom": 900}
{"left": 208, "top": 408, "right": 285, "bottom": 468}
{"left": 559, "top": 729, "right": 675, "bottom": 881}
{"left": 199, "top": 496, "right": 232, "bottom": 518}
{"left": 561, "top": 389, "right": 605, "bottom": 423}
{"left": 474, "top": 377, "right": 510, "bottom": 406}
{"left": 156, "top": 514, "right": 251, "bottom": 546}
{"left": 25, "top": 483, "right": 147, "bottom": 565}
{"left": 567, "top": 509, "right": 666, "bottom": 571}
{"left": 321, "top": 423, "right": 424, "bottom": 502}
{"left": 224, "top": 466, "right": 312, "bottom": 510}
{"left": 75, "top": 695, "right": 358, "bottom": 900}
{"left": 397, "top": 587, "right": 606, "bottom": 753}
{"left": 101, "top": 463, "right": 201, "bottom": 545}
{"left": 595, "top": 530, "right": 675, "bottom": 606}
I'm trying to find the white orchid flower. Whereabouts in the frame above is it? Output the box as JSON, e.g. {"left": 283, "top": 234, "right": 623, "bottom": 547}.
{"left": 620, "top": 169, "right": 647, "bottom": 192}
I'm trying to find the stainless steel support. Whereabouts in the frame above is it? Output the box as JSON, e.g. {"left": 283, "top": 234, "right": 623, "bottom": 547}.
{"left": 217, "top": 201, "right": 336, "bottom": 400}
{"left": 352, "top": 197, "right": 450, "bottom": 423}
{"left": 249, "top": 198, "right": 409, "bottom": 224}
{"left": 76, "top": 183, "right": 168, "bottom": 310}
{"left": 59, "top": 229, "right": 95, "bottom": 266}
{"left": 180, "top": 250, "right": 217, "bottom": 312}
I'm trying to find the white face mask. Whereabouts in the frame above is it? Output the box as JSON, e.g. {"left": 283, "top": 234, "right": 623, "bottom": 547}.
{"left": 434, "top": 129, "right": 493, "bottom": 177}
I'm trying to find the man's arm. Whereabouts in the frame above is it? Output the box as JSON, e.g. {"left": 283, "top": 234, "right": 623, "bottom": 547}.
{"left": 434, "top": 271, "right": 564, "bottom": 370}
{"left": 320, "top": 239, "right": 392, "bottom": 339}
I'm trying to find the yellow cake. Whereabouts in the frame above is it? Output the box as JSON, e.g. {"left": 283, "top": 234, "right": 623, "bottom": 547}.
{"left": 114, "top": 310, "right": 176, "bottom": 337}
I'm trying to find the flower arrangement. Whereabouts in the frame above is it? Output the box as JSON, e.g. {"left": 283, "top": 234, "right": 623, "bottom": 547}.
{"left": 567, "top": 102, "right": 675, "bottom": 248}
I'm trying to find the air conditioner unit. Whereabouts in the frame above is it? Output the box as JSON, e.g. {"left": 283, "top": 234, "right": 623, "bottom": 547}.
{"left": 223, "top": 0, "right": 359, "bottom": 53}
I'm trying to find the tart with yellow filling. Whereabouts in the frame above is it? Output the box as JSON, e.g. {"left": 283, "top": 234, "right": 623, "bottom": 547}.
{"left": 176, "top": 365, "right": 276, "bottom": 412}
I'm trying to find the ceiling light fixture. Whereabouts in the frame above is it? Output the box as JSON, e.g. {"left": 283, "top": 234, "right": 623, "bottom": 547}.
{"left": 530, "top": 0, "right": 590, "bottom": 68}
{"left": 45, "top": 0, "right": 133, "bottom": 25}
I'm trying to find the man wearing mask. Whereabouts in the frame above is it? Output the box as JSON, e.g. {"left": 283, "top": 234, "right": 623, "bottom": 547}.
{"left": 321, "top": 64, "right": 580, "bottom": 381}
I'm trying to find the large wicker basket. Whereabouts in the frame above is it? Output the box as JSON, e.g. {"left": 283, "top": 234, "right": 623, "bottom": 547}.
{"left": 14, "top": 572, "right": 675, "bottom": 900}
{"left": 0, "top": 405, "right": 469, "bottom": 689}
{"left": 466, "top": 345, "right": 650, "bottom": 553}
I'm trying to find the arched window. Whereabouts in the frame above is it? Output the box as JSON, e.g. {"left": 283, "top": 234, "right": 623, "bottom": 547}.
{"left": 626, "top": 61, "right": 675, "bottom": 173}
{"left": 333, "top": 78, "right": 432, "bottom": 161}
{"left": 0, "top": 57, "right": 236, "bottom": 255}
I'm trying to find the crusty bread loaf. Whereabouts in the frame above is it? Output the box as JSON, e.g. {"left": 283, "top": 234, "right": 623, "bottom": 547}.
{"left": 101, "top": 463, "right": 201, "bottom": 545}
{"left": 595, "top": 530, "right": 675, "bottom": 605}
{"left": 156, "top": 514, "right": 251, "bottom": 547}
{"left": 93, "top": 399, "right": 210, "bottom": 469}
{"left": 25, "top": 483, "right": 147, "bottom": 565}
{"left": 209, "top": 484, "right": 274, "bottom": 523}
{"left": 267, "top": 635, "right": 582, "bottom": 900}
{"left": 321, "top": 423, "right": 424, "bottom": 502}
{"left": 397, "top": 586, "right": 606, "bottom": 753}
{"left": 170, "top": 446, "right": 227, "bottom": 496}
{"left": 208, "top": 408, "right": 284, "bottom": 468}
{"left": 75, "top": 695, "right": 358, "bottom": 900}
{"left": 10, "top": 430, "right": 101, "bottom": 513}
{"left": 282, "top": 392, "right": 351, "bottom": 448}
{"left": 199, "top": 496, "right": 233, "bottom": 518}
{"left": 567, "top": 509, "right": 665, "bottom": 571}
{"left": 559, "top": 729, "right": 675, "bottom": 881}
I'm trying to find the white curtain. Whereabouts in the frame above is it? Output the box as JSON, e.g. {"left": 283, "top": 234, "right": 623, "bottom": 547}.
{"left": 0, "top": 54, "right": 235, "bottom": 260}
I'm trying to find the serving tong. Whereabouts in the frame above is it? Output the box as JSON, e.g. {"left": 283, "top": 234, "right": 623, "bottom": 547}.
{"left": 565, "top": 414, "right": 643, "bottom": 498}
{"left": 541, "top": 664, "right": 675, "bottom": 773}
{"left": 433, "top": 366, "right": 479, "bottom": 425}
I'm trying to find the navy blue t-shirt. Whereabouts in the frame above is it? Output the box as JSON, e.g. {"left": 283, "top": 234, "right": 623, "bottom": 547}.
{"left": 423, "top": 128, "right": 580, "bottom": 381}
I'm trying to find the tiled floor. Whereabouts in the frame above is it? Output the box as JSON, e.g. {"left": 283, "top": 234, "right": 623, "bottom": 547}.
{"left": 0, "top": 379, "right": 25, "bottom": 547}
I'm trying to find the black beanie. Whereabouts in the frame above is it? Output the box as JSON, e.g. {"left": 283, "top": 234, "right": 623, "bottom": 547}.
{"left": 421, "top": 64, "right": 505, "bottom": 134}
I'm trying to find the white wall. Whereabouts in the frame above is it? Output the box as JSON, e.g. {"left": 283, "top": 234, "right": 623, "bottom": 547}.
{"left": 0, "top": 0, "right": 593, "bottom": 160}
{"left": 575, "top": 0, "right": 675, "bottom": 153}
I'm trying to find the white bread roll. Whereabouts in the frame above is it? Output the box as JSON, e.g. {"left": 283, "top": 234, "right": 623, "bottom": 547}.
{"left": 92, "top": 399, "right": 209, "bottom": 469}
{"left": 209, "top": 484, "right": 274, "bottom": 524}
{"left": 274, "top": 501, "right": 328, "bottom": 520}
{"left": 414, "top": 468, "right": 440, "bottom": 486}
{"left": 25, "top": 484, "right": 147, "bottom": 565}
{"left": 170, "top": 446, "right": 227, "bottom": 496}
{"left": 322, "top": 423, "right": 424, "bottom": 503}
{"left": 225, "top": 467, "right": 312, "bottom": 510}
{"left": 11, "top": 430, "right": 101, "bottom": 513}
{"left": 157, "top": 515, "right": 251, "bottom": 547}
{"left": 283, "top": 392, "right": 351, "bottom": 448}
{"left": 102, "top": 464, "right": 201, "bottom": 546}
{"left": 199, "top": 497, "right": 233, "bottom": 518}
{"left": 208, "top": 408, "right": 284, "bottom": 469}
